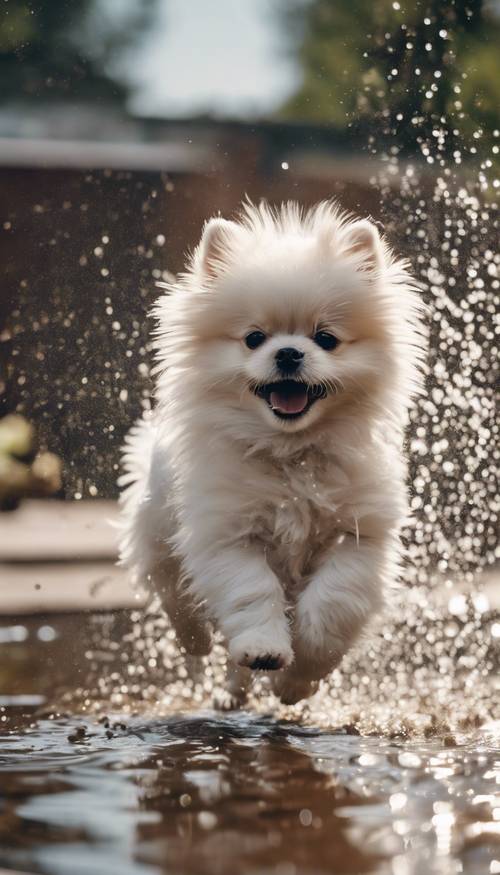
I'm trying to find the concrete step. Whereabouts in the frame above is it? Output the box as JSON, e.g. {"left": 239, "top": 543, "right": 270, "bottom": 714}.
{"left": 0, "top": 500, "right": 147, "bottom": 614}
{"left": 0, "top": 561, "right": 144, "bottom": 614}
{"left": 0, "top": 499, "right": 119, "bottom": 561}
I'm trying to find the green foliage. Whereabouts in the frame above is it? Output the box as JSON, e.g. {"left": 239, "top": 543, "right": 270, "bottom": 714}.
{"left": 0, "top": 0, "right": 158, "bottom": 104}
{"left": 280, "top": 0, "right": 500, "bottom": 157}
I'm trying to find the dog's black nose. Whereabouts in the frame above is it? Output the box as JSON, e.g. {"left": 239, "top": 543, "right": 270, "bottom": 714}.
{"left": 275, "top": 347, "right": 304, "bottom": 373}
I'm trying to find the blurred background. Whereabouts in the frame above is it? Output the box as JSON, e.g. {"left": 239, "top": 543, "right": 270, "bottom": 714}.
{"left": 0, "top": 0, "right": 498, "bottom": 502}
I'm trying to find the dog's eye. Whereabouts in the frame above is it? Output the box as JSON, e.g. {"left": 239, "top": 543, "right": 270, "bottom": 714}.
{"left": 313, "top": 331, "right": 339, "bottom": 351}
{"left": 245, "top": 330, "right": 267, "bottom": 350}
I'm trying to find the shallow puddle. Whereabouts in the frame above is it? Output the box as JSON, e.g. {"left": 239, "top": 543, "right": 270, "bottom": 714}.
{"left": 0, "top": 709, "right": 499, "bottom": 875}
{"left": 0, "top": 611, "right": 499, "bottom": 875}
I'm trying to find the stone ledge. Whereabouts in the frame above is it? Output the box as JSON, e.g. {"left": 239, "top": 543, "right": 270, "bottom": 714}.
{"left": 0, "top": 500, "right": 147, "bottom": 613}
{"left": 0, "top": 499, "right": 119, "bottom": 562}
{"left": 0, "top": 561, "right": 144, "bottom": 614}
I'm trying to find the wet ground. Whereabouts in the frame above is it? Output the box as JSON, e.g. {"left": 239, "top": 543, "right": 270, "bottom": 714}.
{"left": 0, "top": 613, "right": 499, "bottom": 875}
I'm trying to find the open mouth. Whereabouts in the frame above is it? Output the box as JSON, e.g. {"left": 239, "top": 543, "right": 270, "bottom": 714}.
{"left": 253, "top": 380, "right": 327, "bottom": 420}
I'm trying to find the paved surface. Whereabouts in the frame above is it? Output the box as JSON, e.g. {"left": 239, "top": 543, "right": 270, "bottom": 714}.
{"left": 0, "top": 500, "right": 145, "bottom": 614}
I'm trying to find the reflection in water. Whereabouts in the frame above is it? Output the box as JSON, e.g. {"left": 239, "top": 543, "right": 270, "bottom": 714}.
{"left": 133, "top": 717, "right": 379, "bottom": 875}
{"left": 0, "top": 709, "right": 499, "bottom": 875}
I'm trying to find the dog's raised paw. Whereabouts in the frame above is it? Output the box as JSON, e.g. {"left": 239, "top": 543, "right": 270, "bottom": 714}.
{"left": 229, "top": 628, "right": 293, "bottom": 672}
{"left": 238, "top": 646, "right": 291, "bottom": 671}
{"left": 248, "top": 653, "right": 284, "bottom": 671}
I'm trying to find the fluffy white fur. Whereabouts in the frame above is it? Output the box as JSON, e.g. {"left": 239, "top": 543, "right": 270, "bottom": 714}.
{"left": 118, "top": 200, "right": 425, "bottom": 706}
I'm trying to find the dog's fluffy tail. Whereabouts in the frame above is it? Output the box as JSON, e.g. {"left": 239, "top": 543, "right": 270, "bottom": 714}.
{"left": 118, "top": 412, "right": 157, "bottom": 498}
{"left": 117, "top": 412, "right": 158, "bottom": 573}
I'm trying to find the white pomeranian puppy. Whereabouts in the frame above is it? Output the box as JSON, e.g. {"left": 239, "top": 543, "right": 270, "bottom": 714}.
{"left": 118, "top": 201, "right": 424, "bottom": 706}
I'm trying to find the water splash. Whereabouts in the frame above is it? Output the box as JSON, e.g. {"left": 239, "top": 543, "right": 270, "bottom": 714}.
{"left": 92, "top": 8, "right": 498, "bottom": 735}
{"left": 2, "top": 13, "right": 498, "bottom": 739}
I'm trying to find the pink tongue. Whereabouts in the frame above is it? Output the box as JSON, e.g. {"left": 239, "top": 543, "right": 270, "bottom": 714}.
{"left": 270, "top": 387, "right": 308, "bottom": 414}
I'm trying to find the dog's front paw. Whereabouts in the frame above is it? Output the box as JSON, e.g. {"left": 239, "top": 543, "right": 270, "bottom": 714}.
{"left": 229, "top": 629, "right": 293, "bottom": 672}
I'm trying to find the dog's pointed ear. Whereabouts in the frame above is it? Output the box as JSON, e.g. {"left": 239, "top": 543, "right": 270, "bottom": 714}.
{"left": 341, "top": 219, "right": 385, "bottom": 272}
{"left": 198, "top": 218, "right": 239, "bottom": 279}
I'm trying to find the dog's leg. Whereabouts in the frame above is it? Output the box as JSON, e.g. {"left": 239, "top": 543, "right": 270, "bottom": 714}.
{"left": 274, "top": 534, "right": 389, "bottom": 704}
{"left": 153, "top": 556, "right": 213, "bottom": 657}
{"left": 187, "top": 546, "right": 293, "bottom": 672}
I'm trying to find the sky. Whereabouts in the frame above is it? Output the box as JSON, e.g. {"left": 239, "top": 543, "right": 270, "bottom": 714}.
{"left": 126, "top": 0, "right": 300, "bottom": 118}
